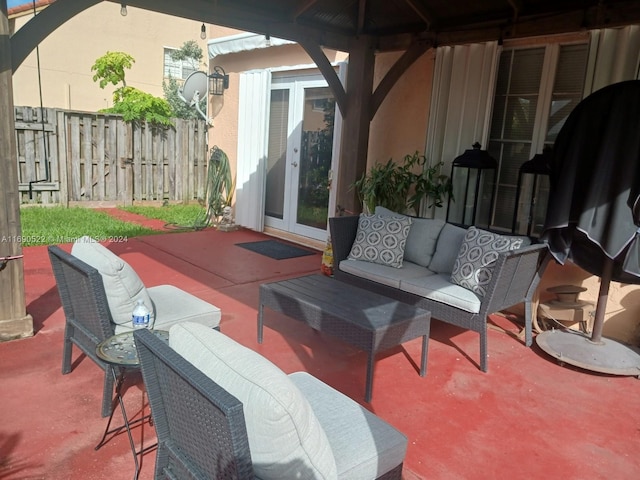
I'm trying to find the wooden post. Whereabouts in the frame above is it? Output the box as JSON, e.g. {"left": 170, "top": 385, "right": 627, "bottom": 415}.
{"left": 0, "top": 1, "right": 33, "bottom": 340}
{"left": 335, "top": 35, "right": 376, "bottom": 216}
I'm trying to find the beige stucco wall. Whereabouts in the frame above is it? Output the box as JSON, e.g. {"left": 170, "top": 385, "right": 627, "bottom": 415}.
{"left": 368, "top": 49, "right": 435, "bottom": 169}
{"left": 11, "top": 3, "right": 208, "bottom": 111}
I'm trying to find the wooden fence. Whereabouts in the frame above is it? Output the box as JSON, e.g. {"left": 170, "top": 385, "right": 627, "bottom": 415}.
{"left": 14, "top": 106, "right": 209, "bottom": 206}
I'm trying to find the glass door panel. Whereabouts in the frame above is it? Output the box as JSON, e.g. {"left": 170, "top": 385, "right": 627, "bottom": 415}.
{"left": 296, "top": 87, "right": 335, "bottom": 232}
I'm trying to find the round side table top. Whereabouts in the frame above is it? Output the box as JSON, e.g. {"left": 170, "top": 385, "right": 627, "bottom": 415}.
{"left": 96, "top": 330, "right": 169, "bottom": 367}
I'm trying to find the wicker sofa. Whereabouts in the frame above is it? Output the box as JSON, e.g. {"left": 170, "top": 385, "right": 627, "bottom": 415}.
{"left": 329, "top": 207, "right": 550, "bottom": 372}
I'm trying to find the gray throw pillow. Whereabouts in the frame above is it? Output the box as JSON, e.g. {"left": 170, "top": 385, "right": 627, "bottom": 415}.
{"left": 374, "top": 206, "right": 445, "bottom": 267}
{"left": 348, "top": 214, "right": 412, "bottom": 268}
{"left": 450, "top": 227, "right": 525, "bottom": 297}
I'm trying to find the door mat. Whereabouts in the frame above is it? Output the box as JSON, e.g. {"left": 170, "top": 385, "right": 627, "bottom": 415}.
{"left": 235, "top": 240, "right": 316, "bottom": 260}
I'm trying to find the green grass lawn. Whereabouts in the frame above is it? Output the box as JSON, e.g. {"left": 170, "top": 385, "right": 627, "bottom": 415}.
{"left": 119, "top": 204, "right": 206, "bottom": 229}
{"left": 17, "top": 204, "right": 205, "bottom": 247}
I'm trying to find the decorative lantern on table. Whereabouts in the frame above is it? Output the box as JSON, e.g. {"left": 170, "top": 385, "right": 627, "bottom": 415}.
{"left": 446, "top": 142, "right": 497, "bottom": 229}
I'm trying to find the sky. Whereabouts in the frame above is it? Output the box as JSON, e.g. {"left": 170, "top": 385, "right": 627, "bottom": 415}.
{"left": 7, "top": 0, "right": 31, "bottom": 8}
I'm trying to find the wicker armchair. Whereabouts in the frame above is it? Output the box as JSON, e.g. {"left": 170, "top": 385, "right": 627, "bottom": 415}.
{"left": 134, "top": 325, "right": 408, "bottom": 480}
{"left": 49, "top": 243, "right": 221, "bottom": 417}
{"left": 134, "top": 328, "right": 255, "bottom": 479}
{"left": 49, "top": 245, "right": 117, "bottom": 418}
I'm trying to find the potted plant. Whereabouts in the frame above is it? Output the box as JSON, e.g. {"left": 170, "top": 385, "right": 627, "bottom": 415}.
{"left": 352, "top": 151, "right": 452, "bottom": 216}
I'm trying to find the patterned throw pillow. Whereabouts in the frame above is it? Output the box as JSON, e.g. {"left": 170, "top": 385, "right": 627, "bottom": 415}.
{"left": 348, "top": 214, "right": 412, "bottom": 268}
{"left": 451, "top": 227, "right": 524, "bottom": 297}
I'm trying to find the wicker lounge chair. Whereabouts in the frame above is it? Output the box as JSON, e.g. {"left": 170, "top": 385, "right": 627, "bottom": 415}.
{"left": 134, "top": 324, "right": 408, "bottom": 479}
{"left": 48, "top": 242, "right": 221, "bottom": 417}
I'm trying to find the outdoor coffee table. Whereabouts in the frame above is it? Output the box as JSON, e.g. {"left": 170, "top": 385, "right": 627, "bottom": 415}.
{"left": 258, "top": 274, "right": 431, "bottom": 402}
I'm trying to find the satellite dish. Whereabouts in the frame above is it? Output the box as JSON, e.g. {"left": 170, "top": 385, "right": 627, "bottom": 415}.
{"left": 179, "top": 71, "right": 210, "bottom": 123}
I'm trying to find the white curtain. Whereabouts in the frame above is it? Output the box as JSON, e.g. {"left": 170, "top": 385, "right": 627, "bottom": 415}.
{"left": 235, "top": 70, "right": 271, "bottom": 231}
{"left": 425, "top": 41, "right": 499, "bottom": 165}
{"left": 585, "top": 25, "right": 640, "bottom": 94}
{"left": 424, "top": 41, "right": 499, "bottom": 219}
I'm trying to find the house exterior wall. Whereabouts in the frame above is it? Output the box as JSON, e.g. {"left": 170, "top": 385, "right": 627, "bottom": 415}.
{"left": 206, "top": 27, "right": 348, "bottom": 189}
{"left": 207, "top": 26, "right": 640, "bottom": 347}
{"left": 368, "top": 50, "right": 435, "bottom": 167}
{"left": 10, "top": 2, "right": 208, "bottom": 111}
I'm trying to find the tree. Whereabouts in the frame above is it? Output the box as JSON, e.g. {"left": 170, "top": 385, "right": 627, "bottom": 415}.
{"left": 91, "top": 51, "right": 134, "bottom": 88}
{"left": 162, "top": 41, "right": 207, "bottom": 120}
{"left": 91, "top": 51, "right": 173, "bottom": 126}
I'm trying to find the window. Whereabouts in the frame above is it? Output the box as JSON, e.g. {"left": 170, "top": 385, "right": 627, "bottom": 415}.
{"left": 163, "top": 47, "right": 198, "bottom": 80}
{"left": 487, "top": 42, "right": 589, "bottom": 235}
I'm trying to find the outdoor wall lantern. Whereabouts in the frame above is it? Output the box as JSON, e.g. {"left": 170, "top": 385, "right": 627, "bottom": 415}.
{"left": 511, "top": 146, "right": 552, "bottom": 237}
{"left": 208, "top": 66, "right": 229, "bottom": 96}
{"left": 446, "top": 142, "right": 498, "bottom": 229}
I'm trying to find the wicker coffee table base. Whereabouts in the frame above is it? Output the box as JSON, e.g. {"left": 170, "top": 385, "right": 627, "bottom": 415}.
{"left": 258, "top": 274, "right": 431, "bottom": 402}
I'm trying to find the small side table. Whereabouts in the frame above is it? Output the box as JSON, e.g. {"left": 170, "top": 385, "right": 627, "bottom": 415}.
{"left": 95, "top": 329, "right": 169, "bottom": 480}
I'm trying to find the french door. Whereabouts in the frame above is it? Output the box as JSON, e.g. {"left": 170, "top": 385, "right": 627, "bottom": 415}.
{"left": 264, "top": 74, "right": 337, "bottom": 241}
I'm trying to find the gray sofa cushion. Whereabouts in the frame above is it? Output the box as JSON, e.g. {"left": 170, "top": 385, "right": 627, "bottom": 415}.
{"left": 400, "top": 273, "right": 482, "bottom": 313}
{"left": 289, "top": 371, "right": 407, "bottom": 480}
{"left": 375, "top": 206, "right": 445, "bottom": 267}
{"left": 339, "top": 258, "right": 434, "bottom": 289}
{"left": 348, "top": 214, "right": 412, "bottom": 268}
{"left": 428, "top": 224, "right": 468, "bottom": 274}
{"left": 169, "top": 323, "right": 337, "bottom": 480}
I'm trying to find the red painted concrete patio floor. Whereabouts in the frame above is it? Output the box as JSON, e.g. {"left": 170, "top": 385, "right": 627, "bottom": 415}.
{"left": 2, "top": 222, "right": 640, "bottom": 479}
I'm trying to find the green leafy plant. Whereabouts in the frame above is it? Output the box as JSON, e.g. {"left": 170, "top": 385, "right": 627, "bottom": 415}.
{"left": 91, "top": 51, "right": 173, "bottom": 126}
{"left": 352, "top": 151, "right": 452, "bottom": 215}
{"left": 91, "top": 51, "right": 134, "bottom": 88}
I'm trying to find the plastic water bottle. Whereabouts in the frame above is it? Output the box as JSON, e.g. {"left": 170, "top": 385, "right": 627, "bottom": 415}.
{"left": 132, "top": 299, "right": 151, "bottom": 329}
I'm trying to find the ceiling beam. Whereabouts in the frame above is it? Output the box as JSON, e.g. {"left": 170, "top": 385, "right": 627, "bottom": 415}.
{"left": 357, "top": 0, "right": 367, "bottom": 34}
{"left": 403, "top": 0, "right": 434, "bottom": 30}
{"left": 115, "top": 0, "right": 354, "bottom": 51}
{"left": 377, "top": 1, "right": 640, "bottom": 51}
{"left": 290, "top": 0, "right": 318, "bottom": 21}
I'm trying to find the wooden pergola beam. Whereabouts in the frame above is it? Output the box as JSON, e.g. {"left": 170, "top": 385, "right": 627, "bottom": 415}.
{"left": 0, "top": 0, "right": 33, "bottom": 340}
{"left": 403, "top": 0, "right": 435, "bottom": 29}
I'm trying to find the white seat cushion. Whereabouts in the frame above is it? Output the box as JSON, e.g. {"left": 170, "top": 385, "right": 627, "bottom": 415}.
{"left": 400, "top": 273, "right": 481, "bottom": 313}
{"left": 114, "top": 285, "right": 221, "bottom": 333}
{"left": 71, "top": 236, "right": 153, "bottom": 326}
{"left": 339, "top": 258, "right": 434, "bottom": 289}
{"left": 289, "top": 372, "right": 407, "bottom": 480}
{"left": 169, "top": 323, "right": 338, "bottom": 480}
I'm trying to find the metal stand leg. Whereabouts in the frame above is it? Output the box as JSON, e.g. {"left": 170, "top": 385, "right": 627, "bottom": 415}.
{"left": 257, "top": 302, "right": 264, "bottom": 343}
{"left": 95, "top": 367, "right": 155, "bottom": 480}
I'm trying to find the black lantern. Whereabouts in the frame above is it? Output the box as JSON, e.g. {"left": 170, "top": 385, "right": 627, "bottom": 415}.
{"left": 511, "top": 147, "right": 552, "bottom": 236}
{"left": 446, "top": 142, "right": 497, "bottom": 228}
{"left": 208, "top": 66, "right": 229, "bottom": 96}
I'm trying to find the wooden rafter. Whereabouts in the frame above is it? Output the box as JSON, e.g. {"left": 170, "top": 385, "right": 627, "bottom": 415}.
{"left": 357, "top": 0, "right": 367, "bottom": 34}
{"left": 403, "top": 0, "right": 434, "bottom": 29}
{"left": 290, "top": 0, "right": 318, "bottom": 21}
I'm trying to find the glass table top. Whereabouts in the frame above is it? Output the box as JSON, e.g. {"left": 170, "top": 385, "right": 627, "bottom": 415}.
{"left": 96, "top": 330, "right": 169, "bottom": 366}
